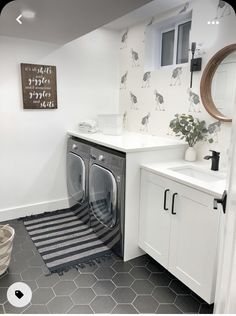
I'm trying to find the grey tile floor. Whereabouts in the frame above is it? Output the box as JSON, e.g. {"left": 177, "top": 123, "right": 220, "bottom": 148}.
{"left": 0, "top": 219, "right": 214, "bottom": 314}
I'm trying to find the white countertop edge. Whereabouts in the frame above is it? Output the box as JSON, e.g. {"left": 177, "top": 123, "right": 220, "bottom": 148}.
{"left": 67, "top": 130, "right": 186, "bottom": 153}
{"left": 141, "top": 161, "right": 226, "bottom": 198}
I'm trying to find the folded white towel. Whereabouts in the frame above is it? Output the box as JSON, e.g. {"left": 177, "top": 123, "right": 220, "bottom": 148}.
{"left": 78, "top": 120, "right": 98, "bottom": 133}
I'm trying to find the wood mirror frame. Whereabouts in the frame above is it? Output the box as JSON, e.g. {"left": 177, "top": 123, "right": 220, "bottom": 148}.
{"left": 200, "top": 44, "right": 236, "bottom": 123}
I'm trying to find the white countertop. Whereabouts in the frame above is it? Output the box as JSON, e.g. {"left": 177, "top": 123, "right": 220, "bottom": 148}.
{"left": 67, "top": 130, "right": 186, "bottom": 153}
{"left": 141, "top": 161, "right": 227, "bottom": 197}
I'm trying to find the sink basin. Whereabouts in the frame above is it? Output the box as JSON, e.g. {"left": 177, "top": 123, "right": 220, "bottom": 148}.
{"left": 169, "top": 166, "right": 225, "bottom": 182}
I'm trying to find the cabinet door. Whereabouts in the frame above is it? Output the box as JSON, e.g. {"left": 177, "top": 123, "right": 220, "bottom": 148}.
{"left": 139, "top": 170, "right": 171, "bottom": 268}
{"left": 168, "top": 182, "right": 220, "bottom": 304}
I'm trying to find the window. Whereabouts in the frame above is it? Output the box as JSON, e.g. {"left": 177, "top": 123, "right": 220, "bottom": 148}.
{"left": 160, "top": 20, "right": 191, "bottom": 67}
{"left": 177, "top": 21, "right": 192, "bottom": 64}
{"left": 144, "top": 12, "right": 192, "bottom": 71}
{"left": 161, "top": 30, "right": 175, "bottom": 66}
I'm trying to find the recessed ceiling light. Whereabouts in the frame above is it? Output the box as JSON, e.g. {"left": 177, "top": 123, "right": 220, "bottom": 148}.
{"left": 22, "top": 10, "right": 36, "bottom": 19}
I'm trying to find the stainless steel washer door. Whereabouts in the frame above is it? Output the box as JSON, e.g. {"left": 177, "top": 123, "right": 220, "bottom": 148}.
{"left": 89, "top": 164, "right": 117, "bottom": 228}
{"left": 67, "top": 152, "right": 86, "bottom": 203}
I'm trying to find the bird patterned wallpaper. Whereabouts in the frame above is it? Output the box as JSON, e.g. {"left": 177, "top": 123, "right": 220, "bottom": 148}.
{"left": 119, "top": 0, "right": 235, "bottom": 164}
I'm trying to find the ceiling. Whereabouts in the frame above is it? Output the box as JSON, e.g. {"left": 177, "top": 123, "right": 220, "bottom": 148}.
{"left": 105, "top": 0, "right": 186, "bottom": 30}
{"left": 0, "top": 0, "right": 153, "bottom": 44}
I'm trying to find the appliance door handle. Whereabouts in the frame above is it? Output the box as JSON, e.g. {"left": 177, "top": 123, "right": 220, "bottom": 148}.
{"left": 214, "top": 190, "right": 227, "bottom": 214}
{"left": 163, "top": 189, "right": 170, "bottom": 211}
{"left": 171, "top": 193, "right": 178, "bottom": 215}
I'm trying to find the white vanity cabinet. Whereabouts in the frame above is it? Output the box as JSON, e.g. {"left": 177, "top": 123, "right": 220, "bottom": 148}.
{"left": 139, "top": 169, "right": 220, "bottom": 304}
{"left": 139, "top": 171, "right": 172, "bottom": 268}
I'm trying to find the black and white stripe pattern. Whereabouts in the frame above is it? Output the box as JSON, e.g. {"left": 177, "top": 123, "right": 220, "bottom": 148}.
{"left": 23, "top": 204, "right": 120, "bottom": 274}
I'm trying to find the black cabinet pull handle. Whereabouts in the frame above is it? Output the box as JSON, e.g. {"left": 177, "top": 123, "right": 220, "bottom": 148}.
{"left": 214, "top": 190, "right": 227, "bottom": 214}
{"left": 164, "top": 189, "right": 170, "bottom": 211}
{"left": 172, "top": 193, "right": 178, "bottom": 215}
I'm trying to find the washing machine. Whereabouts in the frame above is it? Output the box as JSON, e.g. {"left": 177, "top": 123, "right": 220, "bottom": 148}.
{"left": 89, "top": 145, "right": 126, "bottom": 258}
{"left": 67, "top": 137, "right": 90, "bottom": 223}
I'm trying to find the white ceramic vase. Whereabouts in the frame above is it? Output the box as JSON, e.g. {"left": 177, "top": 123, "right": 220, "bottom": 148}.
{"left": 185, "top": 146, "right": 197, "bottom": 162}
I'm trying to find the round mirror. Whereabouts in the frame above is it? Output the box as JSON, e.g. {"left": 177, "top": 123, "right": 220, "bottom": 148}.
{"left": 200, "top": 44, "right": 236, "bottom": 122}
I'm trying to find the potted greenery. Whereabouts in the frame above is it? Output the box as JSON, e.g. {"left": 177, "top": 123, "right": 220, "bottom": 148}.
{"left": 169, "top": 114, "right": 210, "bottom": 161}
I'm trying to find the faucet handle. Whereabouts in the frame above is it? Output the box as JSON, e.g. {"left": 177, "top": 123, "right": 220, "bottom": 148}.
{"left": 210, "top": 150, "right": 220, "bottom": 156}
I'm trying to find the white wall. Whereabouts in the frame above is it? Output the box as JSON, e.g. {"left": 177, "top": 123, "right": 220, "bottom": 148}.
{"left": 0, "top": 28, "right": 119, "bottom": 220}
{"left": 119, "top": 0, "right": 236, "bottom": 168}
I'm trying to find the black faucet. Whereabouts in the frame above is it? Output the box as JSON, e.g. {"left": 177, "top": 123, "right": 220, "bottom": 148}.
{"left": 204, "top": 150, "right": 220, "bottom": 171}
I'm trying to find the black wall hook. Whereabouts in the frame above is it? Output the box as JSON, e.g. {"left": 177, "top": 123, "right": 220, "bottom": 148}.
{"left": 190, "top": 42, "right": 202, "bottom": 88}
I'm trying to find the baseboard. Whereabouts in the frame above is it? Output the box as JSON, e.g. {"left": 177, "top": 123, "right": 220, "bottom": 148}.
{"left": 0, "top": 197, "right": 74, "bottom": 222}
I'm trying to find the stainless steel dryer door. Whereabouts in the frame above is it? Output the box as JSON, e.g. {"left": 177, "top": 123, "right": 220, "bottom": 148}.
{"left": 89, "top": 164, "right": 117, "bottom": 228}
{"left": 67, "top": 152, "right": 86, "bottom": 203}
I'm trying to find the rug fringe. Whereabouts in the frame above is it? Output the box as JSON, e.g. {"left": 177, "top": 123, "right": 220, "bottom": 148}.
{"left": 18, "top": 203, "right": 82, "bottom": 222}
{"left": 18, "top": 209, "right": 70, "bottom": 222}
{"left": 46, "top": 252, "right": 114, "bottom": 276}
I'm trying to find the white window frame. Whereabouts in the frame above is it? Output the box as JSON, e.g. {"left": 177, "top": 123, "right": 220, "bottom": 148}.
{"left": 160, "top": 18, "right": 192, "bottom": 69}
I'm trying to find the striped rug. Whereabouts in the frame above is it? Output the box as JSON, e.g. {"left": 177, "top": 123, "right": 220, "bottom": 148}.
{"left": 23, "top": 203, "right": 120, "bottom": 274}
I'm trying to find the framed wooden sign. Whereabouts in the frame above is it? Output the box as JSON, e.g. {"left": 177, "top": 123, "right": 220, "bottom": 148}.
{"left": 21, "top": 63, "right": 58, "bottom": 109}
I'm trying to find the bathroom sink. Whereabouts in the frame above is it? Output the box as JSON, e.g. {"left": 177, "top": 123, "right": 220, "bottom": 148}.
{"left": 169, "top": 166, "right": 225, "bottom": 182}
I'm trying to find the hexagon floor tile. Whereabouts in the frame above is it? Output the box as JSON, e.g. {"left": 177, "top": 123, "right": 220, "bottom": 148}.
{"left": 31, "top": 288, "right": 55, "bottom": 304}
{"left": 21, "top": 267, "right": 43, "bottom": 281}
{"left": 112, "top": 287, "right": 136, "bottom": 304}
{"left": 156, "top": 303, "right": 183, "bottom": 314}
{"left": 36, "top": 273, "right": 60, "bottom": 287}
{"left": 149, "top": 272, "right": 172, "bottom": 286}
{"left": 47, "top": 296, "right": 73, "bottom": 314}
{"left": 112, "top": 304, "right": 138, "bottom": 314}
{"left": 0, "top": 273, "right": 22, "bottom": 288}
{"left": 0, "top": 219, "right": 213, "bottom": 314}
{"left": 92, "top": 280, "right": 115, "bottom": 295}
{"left": 9, "top": 260, "right": 29, "bottom": 274}
{"left": 0, "top": 288, "right": 8, "bottom": 304}
{"left": 129, "top": 254, "right": 150, "bottom": 267}
{"left": 152, "top": 286, "right": 176, "bottom": 303}
{"left": 170, "top": 279, "right": 192, "bottom": 295}
{"left": 78, "top": 263, "right": 98, "bottom": 274}
{"left": 175, "top": 295, "right": 201, "bottom": 313}
{"left": 131, "top": 279, "right": 154, "bottom": 294}
{"left": 96, "top": 256, "right": 116, "bottom": 267}
{"left": 71, "top": 288, "right": 96, "bottom": 305}
{"left": 133, "top": 295, "right": 159, "bottom": 313}
{"left": 3, "top": 301, "right": 29, "bottom": 314}
{"left": 112, "top": 272, "right": 134, "bottom": 287}
{"left": 68, "top": 305, "right": 94, "bottom": 314}
{"left": 59, "top": 269, "right": 79, "bottom": 281}
{"left": 130, "top": 267, "right": 151, "bottom": 280}
{"left": 112, "top": 261, "right": 132, "bottom": 272}
{"left": 74, "top": 273, "right": 97, "bottom": 287}
{"left": 94, "top": 267, "right": 115, "bottom": 280}
{"left": 146, "top": 260, "right": 165, "bottom": 273}
{"left": 23, "top": 304, "right": 49, "bottom": 314}
{"left": 90, "top": 296, "right": 116, "bottom": 313}
{"left": 53, "top": 280, "right": 76, "bottom": 295}
{"left": 23, "top": 280, "right": 38, "bottom": 292}
{"left": 27, "top": 254, "right": 44, "bottom": 267}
